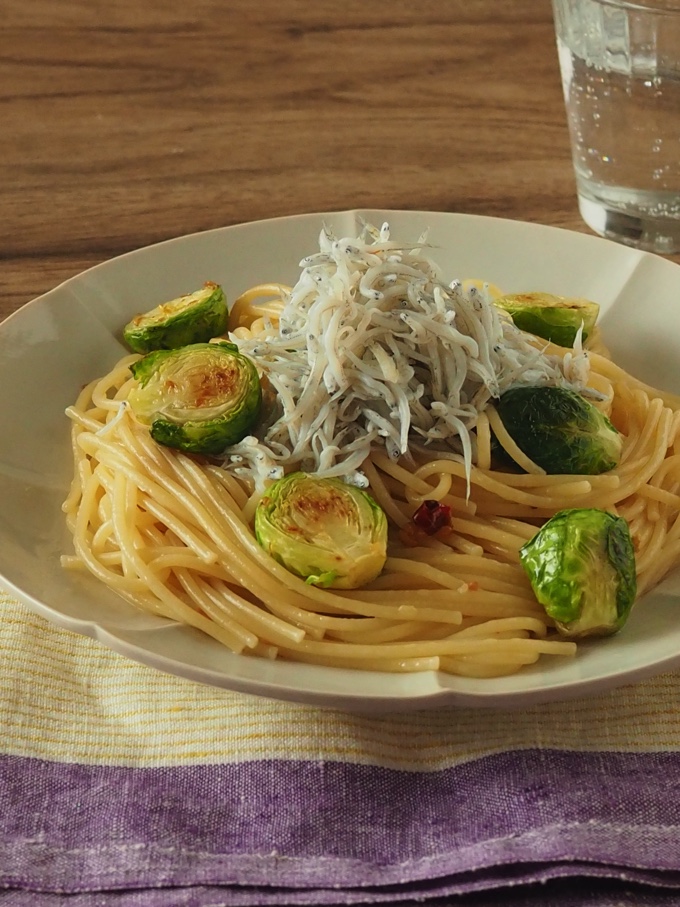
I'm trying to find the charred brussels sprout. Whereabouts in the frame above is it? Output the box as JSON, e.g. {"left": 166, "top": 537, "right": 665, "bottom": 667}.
{"left": 496, "top": 386, "right": 622, "bottom": 475}
{"left": 495, "top": 292, "right": 600, "bottom": 347}
{"left": 519, "top": 508, "right": 637, "bottom": 638}
{"left": 123, "top": 282, "right": 228, "bottom": 353}
{"left": 128, "top": 342, "right": 261, "bottom": 455}
{"left": 255, "top": 472, "right": 388, "bottom": 589}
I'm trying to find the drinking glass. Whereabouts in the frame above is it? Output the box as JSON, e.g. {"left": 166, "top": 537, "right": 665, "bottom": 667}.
{"left": 552, "top": 0, "right": 680, "bottom": 254}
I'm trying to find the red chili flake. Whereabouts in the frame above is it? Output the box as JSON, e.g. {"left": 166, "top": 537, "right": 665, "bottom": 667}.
{"left": 412, "top": 500, "right": 452, "bottom": 535}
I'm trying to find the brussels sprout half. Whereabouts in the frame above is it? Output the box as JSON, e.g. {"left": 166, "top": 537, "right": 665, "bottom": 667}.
{"left": 519, "top": 508, "right": 637, "bottom": 638}
{"left": 496, "top": 386, "right": 622, "bottom": 475}
{"left": 255, "top": 472, "right": 388, "bottom": 589}
{"left": 128, "top": 341, "right": 262, "bottom": 455}
{"left": 495, "top": 292, "right": 600, "bottom": 347}
{"left": 123, "top": 282, "right": 228, "bottom": 353}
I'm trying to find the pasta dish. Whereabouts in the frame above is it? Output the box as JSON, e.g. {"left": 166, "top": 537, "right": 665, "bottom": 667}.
{"left": 62, "top": 224, "right": 680, "bottom": 678}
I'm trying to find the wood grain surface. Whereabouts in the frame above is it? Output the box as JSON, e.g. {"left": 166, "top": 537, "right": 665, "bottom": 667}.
{"left": 1, "top": 0, "right": 676, "bottom": 318}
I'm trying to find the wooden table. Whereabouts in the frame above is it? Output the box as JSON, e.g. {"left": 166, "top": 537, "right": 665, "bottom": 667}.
{"left": 0, "top": 0, "right": 608, "bottom": 317}
{"left": 2, "top": 0, "right": 678, "bottom": 320}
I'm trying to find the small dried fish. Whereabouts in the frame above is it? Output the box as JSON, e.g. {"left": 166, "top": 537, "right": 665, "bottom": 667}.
{"left": 225, "top": 223, "right": 589, "bottom": 489}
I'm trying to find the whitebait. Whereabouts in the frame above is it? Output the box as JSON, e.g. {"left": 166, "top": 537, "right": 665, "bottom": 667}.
{"left": 226, "top": 223, "right": 589, "bottom": 489}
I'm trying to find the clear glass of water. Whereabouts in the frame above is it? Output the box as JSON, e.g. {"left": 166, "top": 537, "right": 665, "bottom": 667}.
{"left": 552, "top": 0, "right": 680, "bottom": 254}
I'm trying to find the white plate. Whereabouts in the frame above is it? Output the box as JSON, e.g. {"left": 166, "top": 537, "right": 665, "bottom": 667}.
{"left": 3, "top": 209, "right": 680, "bottom": 712}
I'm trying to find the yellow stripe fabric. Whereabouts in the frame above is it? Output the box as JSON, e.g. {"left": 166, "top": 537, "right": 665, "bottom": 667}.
{"left": 1, "top": 590, "right": 680, "bottom": 769}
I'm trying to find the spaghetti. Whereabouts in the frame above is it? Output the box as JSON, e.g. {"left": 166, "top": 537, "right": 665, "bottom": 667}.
{"left": 62, "top": 230, "right": 680, "bottom": 678}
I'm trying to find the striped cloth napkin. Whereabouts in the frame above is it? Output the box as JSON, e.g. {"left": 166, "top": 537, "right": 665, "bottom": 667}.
{"left": 1, "top": 588, "right": 680, "bottom": 907}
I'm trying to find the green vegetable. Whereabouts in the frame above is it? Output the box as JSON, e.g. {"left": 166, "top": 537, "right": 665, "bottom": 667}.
{"left": 496, "top": 386, "right": 622, "bottom": 474}
{"left": 519, "top": 508, "right": 637, "bottom": 638}
{"left": 123, "top": 282, "right": 228, "bottom": 353}
{"left": 255, "top": 472, "right": 388, "bottom": 589}
{"left": 128, "top": 342, "right": 261, "bottom": 455}
{"left": 495, "top": 292, "right": 600, "bottom": 347}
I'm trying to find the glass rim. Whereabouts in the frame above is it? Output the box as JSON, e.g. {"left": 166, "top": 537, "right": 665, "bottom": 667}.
{"left": 588, "top": 0, "right": 680, "bottom": 13}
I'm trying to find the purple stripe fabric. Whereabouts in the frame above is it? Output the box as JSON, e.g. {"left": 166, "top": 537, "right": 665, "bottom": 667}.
{"left": 0, "top": 879, "right": 678, "bottom": 907}
{"left": 2, "top": 750, "right": 680, "bottom": 903}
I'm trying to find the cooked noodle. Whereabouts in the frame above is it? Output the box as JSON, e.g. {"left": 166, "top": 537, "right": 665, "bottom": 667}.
{"left": 61, "top": 228, "right": 680, "bottom": 677}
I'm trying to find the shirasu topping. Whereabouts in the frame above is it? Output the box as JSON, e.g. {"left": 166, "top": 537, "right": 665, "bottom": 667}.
{"left": 225, "top": 222, "right": 590, "bottom": 489}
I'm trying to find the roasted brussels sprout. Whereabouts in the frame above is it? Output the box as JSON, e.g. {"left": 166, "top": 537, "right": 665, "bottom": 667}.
{"left": 519, "top": 508, "right": 637, "bottom": 638}
{"left": 123, "top": 282, "right": 228, "bottom": 353}
{"left": 496, "top": 386, "right": 622, "bottom": 475}
{"left": 255, "top": 472, "right": 388, "bottom": 589}
{"left": 495, "top": 292, "right": 600, "bottom": 347}
{"left": 128, "top": 342, "right": 261, "bottom": 455}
